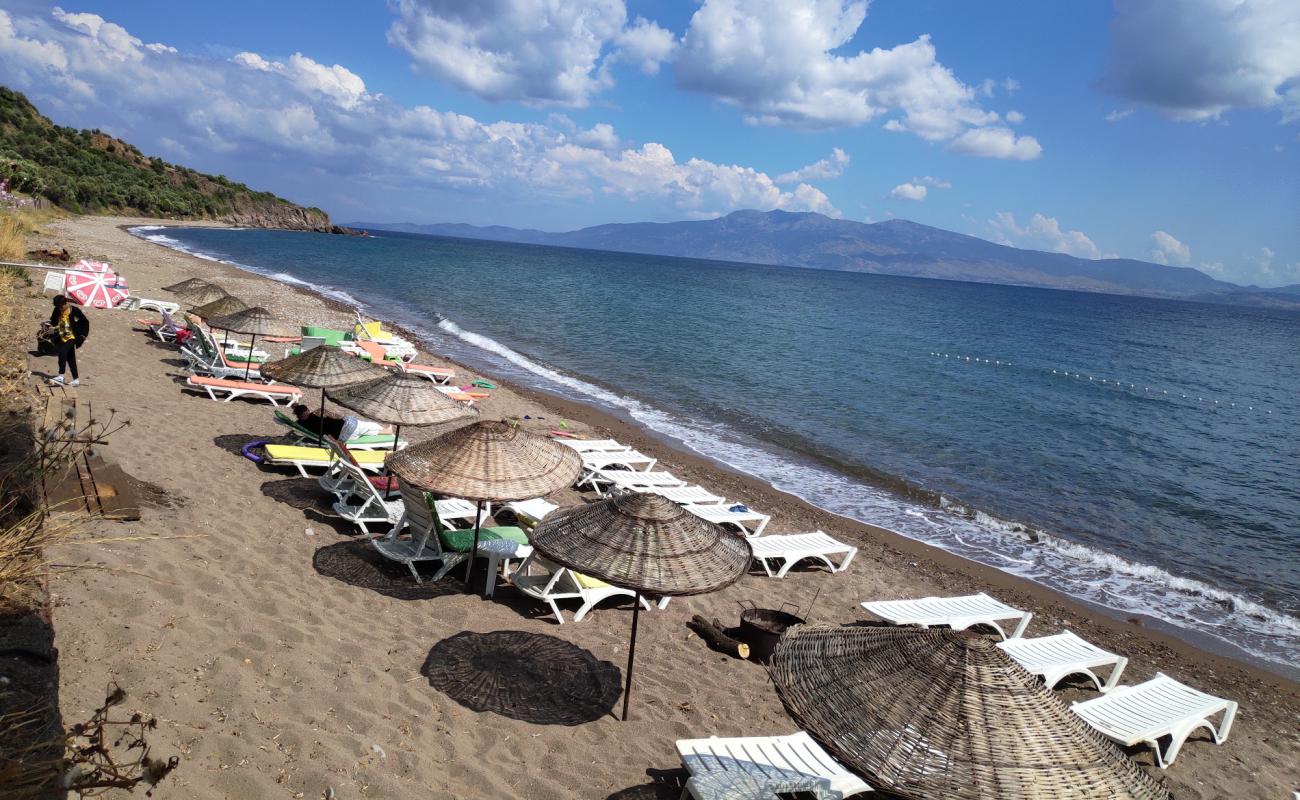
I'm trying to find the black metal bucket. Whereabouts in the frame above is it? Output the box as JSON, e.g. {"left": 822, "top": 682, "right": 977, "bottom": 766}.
{"left": 738, "top": 601, "right": 805, "bottom": 663}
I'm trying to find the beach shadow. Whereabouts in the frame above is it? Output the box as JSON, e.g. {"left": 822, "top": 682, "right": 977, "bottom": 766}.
{"left": 485, "top": 581, "right": 641, "bottom": 625}
{"left": 212, "top": 433, "right": 281, "bottom": 462}
{"left": 606, "top": 771, "right": 687, "bottom": 800}
{"left": 421, "top": 630, "right": 621, "bottom": 726}
{"left": 260, "top": 477, "right": 357, "bottom": 535}
{"left": 312, "top": 540, "right": 463, "bottom": 600}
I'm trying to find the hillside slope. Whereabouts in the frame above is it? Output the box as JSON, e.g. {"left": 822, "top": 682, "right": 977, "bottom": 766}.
{"left": 353, "top": 210, "right": 1241, "bottom": 299}
{"left": 0, "top": 87, "right": 344, "bottom": 232}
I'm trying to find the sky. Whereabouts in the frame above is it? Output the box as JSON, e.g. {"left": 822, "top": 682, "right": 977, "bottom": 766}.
{"left": 0, "top": 1, "right": 1297, "bottom": 287}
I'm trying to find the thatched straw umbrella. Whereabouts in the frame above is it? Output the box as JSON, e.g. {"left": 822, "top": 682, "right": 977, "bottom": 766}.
{"left": 261, "top": 346, "right": 388, "bottom": 424}
{"left": 769, "top": 625, "right": 1170, "bottom": 800}
{"left": 188, "top": 295, "right": 250, "bottom": 352}
{"left": 208, "top": 306, "right": 298, "bottom": 381}
{"left": 530, "top": 492, "right": 752, "bottom": 721}
{"left": 162, "top": 277, "right": 212, "bottom": 294}
{"left": 173, "top": 283, "right": 228, "bottom": 306}
{"left": 328, "top": 372, "right": 478, "bottom": 456}
{"left": 386, "top": 420, "right": 580, "bottom": 585}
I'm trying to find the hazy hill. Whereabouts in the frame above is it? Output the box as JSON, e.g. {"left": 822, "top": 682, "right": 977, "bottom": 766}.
{"left": 351, "top": 210, "right": 1248, "bottom": 300}
{"left": 0, "top": 86, "right": 344, "bottom": 232}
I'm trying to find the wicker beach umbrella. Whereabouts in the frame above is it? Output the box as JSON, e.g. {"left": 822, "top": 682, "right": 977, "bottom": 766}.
{"left": 769, "top": 626, "right": 1170, "bottom": 800}
{"left": 209, "top": 306, "right": 298, "bottom": 381}
{"left": 530, "top": 492, "right": 752, "bottom": 720}
{"left": 261, "top": 346, "right": 388, "bottom": 422}
{"left": 173, "top": 283, "right": 228, "bottom": 306}
{"left": 162, "top": 277, "right": 212, "bottom": 294}
{"left": 189, "top": 294, "right": 249, "bottom": 319}
{"left": 328, "top": 372, "right": 478, "bottom": 448}
{"left": 386, "top": 420, "right": 580, "bottom": 586}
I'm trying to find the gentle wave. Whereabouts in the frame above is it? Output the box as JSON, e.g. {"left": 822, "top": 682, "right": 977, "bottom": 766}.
{"left": 432, "top": 317, "right": 1300, "bottom": 672}
{"left": 129, "top": 227, "right": 363, "bottom": 308}
{"left": 131, "top": 226, "right": 1300, "bottom": 675}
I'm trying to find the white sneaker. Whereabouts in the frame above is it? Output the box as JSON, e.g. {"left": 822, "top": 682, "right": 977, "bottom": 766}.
{"left": 49, "top": 375, "right": 64, "bottom": 385}
{"left": 71, "top": 379, "right": 80, "bottom": 387}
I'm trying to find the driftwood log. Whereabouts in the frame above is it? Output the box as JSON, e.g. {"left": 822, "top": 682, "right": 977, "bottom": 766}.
{"left": 688, "top": 615, "right": 750, "bottom": 659}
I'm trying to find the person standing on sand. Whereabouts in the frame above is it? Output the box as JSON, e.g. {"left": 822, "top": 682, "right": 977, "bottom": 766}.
{"left": 48, "top": 294, "right": 89, "bottom": 387}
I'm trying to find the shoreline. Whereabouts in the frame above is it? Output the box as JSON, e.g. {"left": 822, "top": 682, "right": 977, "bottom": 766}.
{"left": 126, "top": 220, "right": 1299, "bottom": 682}
{"left": 28, "top": 215, "right": 1299, "bottom": 799}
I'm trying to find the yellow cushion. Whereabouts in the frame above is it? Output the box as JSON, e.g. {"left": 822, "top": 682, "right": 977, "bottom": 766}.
{"left": 572, "top": 572, "right": 610, "bottom": 590}
{"left": 263, "top": 445, "right": 386, "bottom": 464}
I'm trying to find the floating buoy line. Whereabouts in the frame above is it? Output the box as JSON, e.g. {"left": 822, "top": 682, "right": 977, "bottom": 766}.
{"left": 927, "top": 352, "right": 1274, "bottom": 415}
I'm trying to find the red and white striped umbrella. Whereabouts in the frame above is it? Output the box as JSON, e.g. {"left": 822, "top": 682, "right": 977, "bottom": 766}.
{"left": 65, "top": 261, "right": 131, "bottom": 309}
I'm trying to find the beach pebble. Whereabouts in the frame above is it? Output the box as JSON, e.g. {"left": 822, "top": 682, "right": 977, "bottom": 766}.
{"left": 305, "top": 527, "right": 315, "bottom": 536}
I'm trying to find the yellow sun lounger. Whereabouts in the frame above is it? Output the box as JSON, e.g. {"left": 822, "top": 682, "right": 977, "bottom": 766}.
{"left": 262, "top": 444, "right": 388, "bottom": 478}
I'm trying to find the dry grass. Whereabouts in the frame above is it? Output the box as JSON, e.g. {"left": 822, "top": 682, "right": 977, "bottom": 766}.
{"left": 0, "top": 206, "right": 67, "bottom": 265}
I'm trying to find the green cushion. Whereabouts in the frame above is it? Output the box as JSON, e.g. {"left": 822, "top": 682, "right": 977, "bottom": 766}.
{"left": 439, "top": 525, "right": 529, "bottom": 553}
{"left": 301, "top": 326, "right": 347, "bottom": 347}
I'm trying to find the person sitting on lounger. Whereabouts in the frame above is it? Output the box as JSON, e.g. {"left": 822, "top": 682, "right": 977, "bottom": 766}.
{"left": 291, "top": 404, "right": 387, "bottom": 440}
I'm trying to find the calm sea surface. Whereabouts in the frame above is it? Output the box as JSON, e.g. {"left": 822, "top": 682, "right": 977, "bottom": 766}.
{"left": 137, "top": 226, "right": 1300, "bottom": 676}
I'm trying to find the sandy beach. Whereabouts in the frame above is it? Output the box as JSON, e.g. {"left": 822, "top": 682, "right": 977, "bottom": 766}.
{"left": 19, "top": 215, "right": 1300, "bottom": 799}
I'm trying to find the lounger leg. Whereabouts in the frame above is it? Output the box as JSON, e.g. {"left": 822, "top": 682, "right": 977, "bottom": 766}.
{"left": 752, "top": 516, "right": 769, "bottom": 536}
{"left": 548, "top": 599, "right": 566, "bottom": 625}
{"left": 837, "top": 547, "right": 858, "bottom": 572}
{"left": 1214, "top": 702, "right": 1238, "bottom": 743}
{"left": 1100, "top": 656, "right": 1128, "bottom": 693}
{"left": 1009, "top": 612, "right": 1033, "bottom": 639}
{"left": 406, "top": 560, "right": 424, "bottom": 584}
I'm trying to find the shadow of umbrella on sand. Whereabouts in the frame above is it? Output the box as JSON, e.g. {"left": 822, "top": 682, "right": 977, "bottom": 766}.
{"left": 421, "top": 630, "right": 621, "bottom": 725}
{"left": 386, "top": 420, "right": 582, "bottom": 588}
{"left": 768, "top": 625, "right": 1170, "bottom": 800}
{"left": 530, "top": 492, "right": 752, "bottom": 721}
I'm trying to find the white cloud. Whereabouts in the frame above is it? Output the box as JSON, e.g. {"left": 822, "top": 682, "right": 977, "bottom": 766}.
{"left": 989, "top": 211, "right": 1102, "bottom": 259}
{"left": 1205, "top": 246, "right": 1300, "bottom": 287}
{"left": 916, "top": 175, "right": 951, "bottom": 189}
{"left": 232, "top": 51, "right": 371, "bottom": 110}
{"left": 386, "top": 0, "right": 669, "bottom": 106}
{"left": 0, "top": 6, "right": 837, "bottom": 222}
{"left": 890, "top": 182, "right": 926, "bottom": 201}
{"left": 613, "top": 16, "right": 677, "bottom": 75}
{"left": 1104, "top": 108, "right": 1134, "bottom": 122}
{"left": 948, "top": 126, "right": 1042, "bottom": 160}
{"left": 774, "top": 147, "right": 849, "bottom": 184}
{"left": 674, "top": 0, "right": 1037, "bottom": 156}
{"left": 1004, "top": 110, "right": 1024, "bottom": 124}
{"left": 1100, "top": 0, "right": 1300, "bottom": 122}
{"left": 1149, "top": 230, "right": 1191, "bottom": 265}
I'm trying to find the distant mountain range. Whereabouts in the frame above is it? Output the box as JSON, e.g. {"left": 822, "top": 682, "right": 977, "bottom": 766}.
{"left": 348, "top": 210, "right": 1299, "bottom": 307}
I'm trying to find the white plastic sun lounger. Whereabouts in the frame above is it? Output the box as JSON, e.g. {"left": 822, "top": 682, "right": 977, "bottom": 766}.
{"left": 330, "top": 459, "right": 485, "bottom": 534}
{"left": 748, "top": 531, "right": 858, "bottom": 578}
{"left": 997, "top": 631, "right": 1127, "bottom": 692}
{"left": 557, "top": 438, "right": 633, "bottom": 453}
{"left": 684, "top": 503, "right": 771, "bottom": 537}
{"left": 186, "top": 376, "right": 301, "bottom": 406}
{"left": 859, "top": 592, "right": 1032, "bottom": 640}
{"left": 653, "top": 485, "right": 726, "bottom": 506}
{"left": 511, "top": 553, "right": 654, "bottom": 624}
{"left": 596, "top": 470, "right": 689, "bottom": 495}
{"left": 676, "top": 732, "right": 872, "bottom": 799}
{"left": 503, "top": 498, "right": 560, "bottom": 529}
{"left": 119, "top": 295, "right": 180, "bottom": 315}
{"left": 1071, "top": 673, "right": 1236, "bottom": 768}
{"left": 399, "top": 362, "right": 455, "bottom": 384}
{"left": 580, "top": 450, "right": 657, "bottom": 472}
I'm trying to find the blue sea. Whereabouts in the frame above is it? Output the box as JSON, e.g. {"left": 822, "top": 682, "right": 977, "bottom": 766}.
{"left": 133, "top": 225, "right": 1300, "bottom": 677}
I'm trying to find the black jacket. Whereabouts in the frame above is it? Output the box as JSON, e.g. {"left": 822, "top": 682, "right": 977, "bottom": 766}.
{"left": 50, "top": 305, "right": 90, "bottom": 348}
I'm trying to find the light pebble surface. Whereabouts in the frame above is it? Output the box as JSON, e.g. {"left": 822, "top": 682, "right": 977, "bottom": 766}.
{"left": 23, "top": 216, "right": 1300, "bottom": 799}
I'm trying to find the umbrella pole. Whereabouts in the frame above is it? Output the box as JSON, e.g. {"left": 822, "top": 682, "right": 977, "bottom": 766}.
{"left": 464, "top": 500, "right": 484, "bottom": 588}
{"left": 244, "top": 333, "right": 257, "bottom": 382}
{"left": 621, "top": 591, "right": 641, "bottom": 722}
{"left": 319, "top": 388, "right": 327, "bottom": 423}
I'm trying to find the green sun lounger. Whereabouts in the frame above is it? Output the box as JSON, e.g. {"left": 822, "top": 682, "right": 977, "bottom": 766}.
{"left": 301, "top": 325, "right": 348, "bottom": 347}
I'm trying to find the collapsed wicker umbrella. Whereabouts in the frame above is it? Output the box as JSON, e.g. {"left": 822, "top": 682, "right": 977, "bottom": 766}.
{"left": 261, "top": 346, "right": 388, "bottom": 425}
{"left": 769, "top": 626, "right": 1170, "bottom": 800}
{"left": 173, "top": 283, "right": 229, "bottom": 306}
{"left": 386, "top": 420, "right": 580, "bottom": 585}
{"left": 208, "top": 306, "right": 298, "bottom": 381}
{"left": 162, "top": 277, "right": 212, "bottom": 294}
{"left": 530, "top": 492, "right": 752, "bottom": 721}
